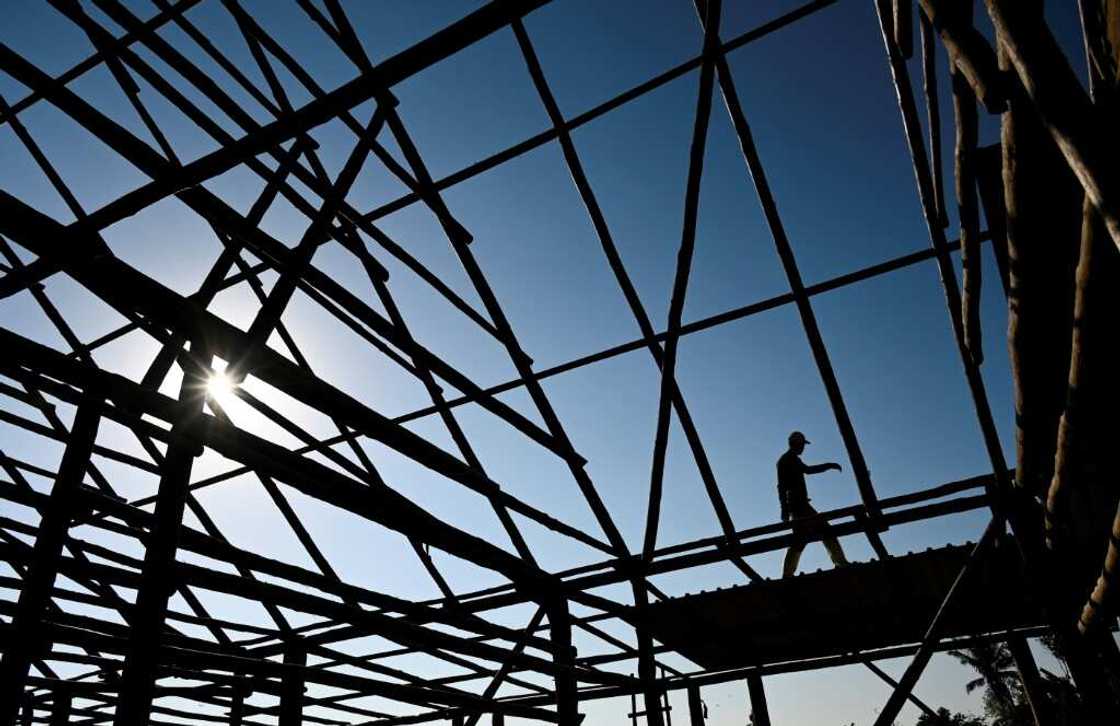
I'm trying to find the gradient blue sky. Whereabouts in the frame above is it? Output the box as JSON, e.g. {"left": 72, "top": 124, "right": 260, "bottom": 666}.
{"left": 0, "top": 1, "right": 1098, "bottom": 724}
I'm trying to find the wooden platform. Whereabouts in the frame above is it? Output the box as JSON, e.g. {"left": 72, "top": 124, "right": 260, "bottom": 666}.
{"left": 644, "top": 542, "right": 1046, "bottom": 670}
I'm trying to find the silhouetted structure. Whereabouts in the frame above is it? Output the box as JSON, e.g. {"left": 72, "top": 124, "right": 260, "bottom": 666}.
{"left": 0, "top": 1, "right": 1118, "bottom": 725}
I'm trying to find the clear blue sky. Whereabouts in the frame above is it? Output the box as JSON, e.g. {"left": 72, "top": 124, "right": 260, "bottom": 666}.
{"left": 0, "top": 1, "right": 1098, "bottom": 724}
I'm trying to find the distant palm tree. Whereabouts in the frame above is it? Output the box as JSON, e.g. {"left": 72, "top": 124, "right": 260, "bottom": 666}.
{"left": 914, "top": 707, "right": 986, "bottom": 726}
{"left": 947, "top": 643, "right": 1022, "bottom": 724}
{"left": 1035, "top": 634, "right": 1089, "bottom": 726}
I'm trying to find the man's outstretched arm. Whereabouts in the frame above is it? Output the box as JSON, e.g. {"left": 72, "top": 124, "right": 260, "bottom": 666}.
{"left": 803, "top": 461, "right": 842, "bottom": 475}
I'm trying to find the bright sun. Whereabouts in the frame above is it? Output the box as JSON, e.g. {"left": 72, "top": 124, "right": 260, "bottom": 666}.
{"left": 205, "top": 371, "right": 237, "bottom": 403}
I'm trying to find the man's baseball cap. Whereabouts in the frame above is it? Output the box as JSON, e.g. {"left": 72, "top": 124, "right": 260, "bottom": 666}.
{"left": 788, "top": 431, "right": 810, "bottom": 445}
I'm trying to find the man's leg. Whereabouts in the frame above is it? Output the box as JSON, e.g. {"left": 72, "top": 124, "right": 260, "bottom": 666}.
{"left": 822, "top": 534, "right": 850, "bottom": 567}
{"left": 783, "top": 508, "right": 811, "bottom": 577}
{"left": 804, "top": 505, "right": 849, "bottom": 567}
{"left": 782, "top": 541, "right": 804, "bottom": 577}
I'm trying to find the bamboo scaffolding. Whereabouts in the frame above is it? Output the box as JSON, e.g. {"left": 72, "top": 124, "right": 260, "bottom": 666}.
{"left": 2, "top": 0, "right": 1117, "bottom": 722}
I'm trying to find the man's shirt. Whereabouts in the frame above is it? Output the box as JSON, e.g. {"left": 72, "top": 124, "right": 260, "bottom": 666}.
{"left": 777, "top": 450, "right": 810, "bottom": 510}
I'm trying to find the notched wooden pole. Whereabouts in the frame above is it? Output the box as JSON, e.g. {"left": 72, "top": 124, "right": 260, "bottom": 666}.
{"left": 951, "top": 0, "right": 983, "bottom": 366}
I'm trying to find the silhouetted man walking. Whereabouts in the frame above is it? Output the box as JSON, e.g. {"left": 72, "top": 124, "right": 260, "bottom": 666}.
{"left": 777, "top": 431, "right": 850, "bottom": 577}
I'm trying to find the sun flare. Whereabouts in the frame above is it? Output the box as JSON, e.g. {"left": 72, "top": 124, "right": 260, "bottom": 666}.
{"left": 205, "top": 371, "right": 237, "bottom": 403}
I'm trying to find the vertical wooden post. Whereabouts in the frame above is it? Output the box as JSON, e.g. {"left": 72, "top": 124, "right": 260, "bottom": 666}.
{"left": 547, "top": 601, "right": 579, "bottom": 726}
{"left": 491, "top": 714, "right": 503, "bottom": 726}
{"left": 229, "top": 682, "right": 246, "bottom": 726}
{"left": 1007, "top": 635, "right": 1051, "bottom": 726}
{"left": 114, "top": 346, "right": 210, "bottom": 726}
{"left": 279, "top": 643, "right": 306, "bottom": 726}
{"left": 746, "top": 674, "right": 771, "bottom": 726}
{"left": 18, "top": 696, "right": 32, "bottom": 726}
{"left": 687, "top": 684, "right": 705, "bottom": 725}
{"left": 0, "top": 397, "right": 101, "bottom": 726}
{"left": 48, "top": 693, "right": 70, "bottom": 726}
{"left": 632, "top": 585, "right": 667, "bottom": 726}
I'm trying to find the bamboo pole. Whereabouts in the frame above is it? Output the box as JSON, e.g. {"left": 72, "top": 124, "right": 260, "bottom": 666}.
{"left": 920, "top": 14, "right": 950, "bottom": 229}
{"left": 985, "top": 0, "right": 1120, "bottom": 251}
{"left": 999, "top": 23, "right": 1083, "bottom": 499}
{"left": 1068, "top": 0, "right": 1120, "bottom": 647}
{"left": 918, "top": 0, "right": 1005, "bottom": 112}
{"left": 950, "top": 1, "right": 983, "bottom": 366}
